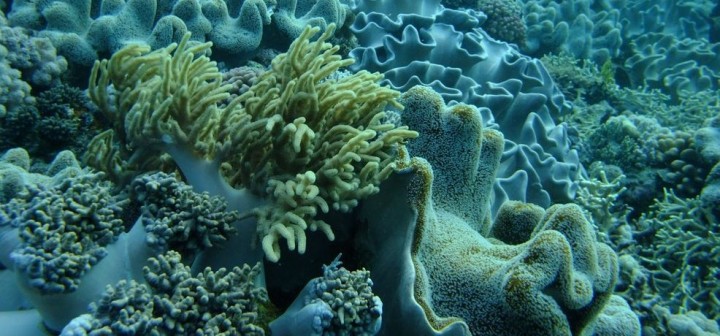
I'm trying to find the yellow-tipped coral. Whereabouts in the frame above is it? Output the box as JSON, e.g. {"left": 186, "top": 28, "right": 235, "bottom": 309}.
{"left": 86, "top": 33, "right": 232, "bottom": 183}
{"left": 218, "top": 24, "right": 418, "bottom": 262}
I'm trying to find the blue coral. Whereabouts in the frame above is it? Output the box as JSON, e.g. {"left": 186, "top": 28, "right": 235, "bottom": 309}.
{"left": 270, "top": 255, "right": 382, "bottom": 336}
{"left": 6, "top": 0, "right": 350, "bottom": 68}
{"left": 624, "top": 33, "right": 720, "bottom": 99}
{"left": 8, "top": 169, "right": 126, "bottom": 294}
{"left": 349, "top": 6, "right": 581, "bottom": 213}
{"left": 130, "top": 172, "right": 240, "bottom": 257}
{"left": 0, "top": 150, "right": 264, "bottom": 332}
{"left": 6, "top": 0, "right": 704, "bottom": 334}
{"left": 520, "top": 0, "right": 623, "bottom": 64}
{"left": 0, "top": 33, "right": 35, "bottom": 117}
{"left": 62, "top": 251, "right": 268, "bottom": 335}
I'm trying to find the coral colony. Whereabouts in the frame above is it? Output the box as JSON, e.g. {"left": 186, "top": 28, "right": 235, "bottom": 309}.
{"left": 1, "top": 0, "right": 719, "bottom": 335}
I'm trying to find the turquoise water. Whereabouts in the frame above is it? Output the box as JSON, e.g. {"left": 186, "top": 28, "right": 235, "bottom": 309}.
{"left": 0, "top": 0, "right": 718, "bottom": 335}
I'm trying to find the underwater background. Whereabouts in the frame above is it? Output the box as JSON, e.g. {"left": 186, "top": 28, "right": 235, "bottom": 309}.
{"left": 0, "top": 0, "right": 718, "bottom": 335}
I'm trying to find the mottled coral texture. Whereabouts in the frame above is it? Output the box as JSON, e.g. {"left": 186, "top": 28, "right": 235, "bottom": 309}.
{"left": 78, "top": 251, "right": 268, "bottom": 335}
{"left": 476, "top": 0, "right": 526, "bottom": 44}
{"left": 270, "top": 256, "right": 382, "bottom": 335}
{"left": 355, "top": 86, "right": 638, "bottom": 335}
{"left": 10, "top": 171, "right": 127, "bottom": 294}
{"left": 130, "top": 172, "right": 240, "bottom": 257}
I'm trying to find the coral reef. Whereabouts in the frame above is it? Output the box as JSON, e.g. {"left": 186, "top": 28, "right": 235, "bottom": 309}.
{"left": 540, "top": 52, "right": 616, "bottom": 104}
{"left": 0, "top": 150, "right": 152, "bottom": 331}
{"left": 0, "top": 149, "right": 258, "bottom": 332}
{"left": 442, "top": 0, "right": 527, "bottom": 45}
{"left": 0, "top": 39, "right": 35, "bottom": 117}
{"left": 520, "top": 0, "right": 720, "bottom": 101}
{"left": 584, "top": 116, "right": 713, "bottom": 200}
{"left": 632, "top": 191, "right": 719, "bottom": 322}
{"left": 0, "top": 105, "right": 38, "bottom": 150}
{"left": 613, "top": 87, "right": 720, "bottom": 132}
{"left": 650, "top": 131, "right": 710, "bottom": 198}
{"left": 440, "top": 0, "right": 475, "bottom": 10}
{"left": 0, "top": 82, "right": 100, "bottom": 159}
{"left": 701, "top": 161, "right": 720, "bottom": 221}
{"left": 613, "top": 0, "right": 715, "bottom": 40}
{"left": 586, "top": 116, "right": 651, "bottom": 173}
{"left": 9, "top": 0, "right": 720, "bottom": 334}
{"left": 84, "top": 30, "right": 236, "bottom": 184}
{"left": 220, "top": 64, "right": 265, "bottom": 104}
{"left": 130, "top": 172, "right": 240, "bottom": 258}
{"left": 9, "top": 170, "right": 127, "bottom": 294}
{"left": 0, "top": 14, "right": 67, "bottom": 87}
{"left": 218, "top": 25, "right": 417, "bottom": 262}
{"left": 574, "top": 163, "right": 628, "bottom": 238}
{"left": 624, "top": 33, "right": 720, "bottom": 99}
{"left": 660, "top": 308, "right": 720, "bottom": 336}
{"left": 520, "top": 0, "right": 623, "bottom": 64}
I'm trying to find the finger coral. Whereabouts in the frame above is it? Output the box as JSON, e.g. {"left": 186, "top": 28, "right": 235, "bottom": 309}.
{"left": 130, "top": 172, "right": 240, "bottom": 258}
{"left": 270, "top": 255, "right": 382, "bottom": 336}
{"left": 62, "top": 250, "right": 268, "bottom": 335}
{"left": 218, "top": 24, "right": 418, "bottom": 262}
{"left": 10, "top": 171, "right": 128, "bottom": 294}
{"left": 86, "top": 32, "right": 231, "bottom": 184}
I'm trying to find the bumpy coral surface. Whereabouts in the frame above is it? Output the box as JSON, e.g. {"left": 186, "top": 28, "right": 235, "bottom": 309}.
{"left": 6, "top": 0, "right": 350, "bottom": 69}
{"left": 270, "top": 255, "right": 383, "bottom": 335}
{"left": 131, "top": 172, "right": 240, "bottom": 257}
{"left": 221, "top": 65, "right": 265, "bottom": 104}
{"left": 355, "top": 86, "right": 638, "bottom": 335}
{"left": 9, "top": 170, "right": 127, "bottom": 294}
{"left": 477, "top": 0, "right": 526, "bottom": 45}
{"left": 0, "top": 14, "right": 36, "bottom": 117}
{"left": 70, "top": 251, "right": 268, "bottom": 335}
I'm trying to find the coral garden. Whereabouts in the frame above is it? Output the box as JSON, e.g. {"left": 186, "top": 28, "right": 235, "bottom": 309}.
{"left": 0, "top": 0, "right": 719, "bottom": 335}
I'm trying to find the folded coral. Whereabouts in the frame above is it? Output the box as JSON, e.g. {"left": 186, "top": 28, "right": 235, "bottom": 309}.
{"left": 349, "top": 6, "right": 582, "bottom": 214}
{"left": 7, "top": 0, "right": 350, "bottom": 68}
{"left": 355, "top": 86, "right": 639, "bottom": 335}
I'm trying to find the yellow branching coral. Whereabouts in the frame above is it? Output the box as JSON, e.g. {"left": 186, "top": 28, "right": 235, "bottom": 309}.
{"left": 218, "top": 24, "right": 418, "bottom": 262}
{"left": 86, "top": 34, "right": 232, "bottom": 183}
